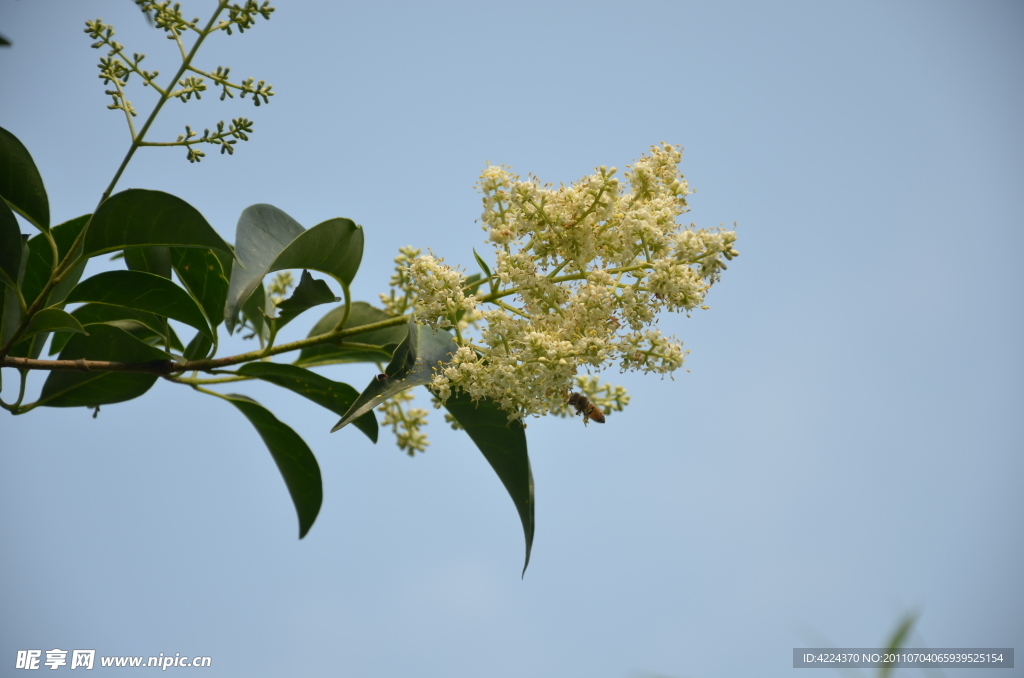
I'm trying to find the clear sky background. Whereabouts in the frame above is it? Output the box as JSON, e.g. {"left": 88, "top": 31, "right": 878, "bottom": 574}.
{"left": 1, "top": 1, "right": 1021, "bottom": 676}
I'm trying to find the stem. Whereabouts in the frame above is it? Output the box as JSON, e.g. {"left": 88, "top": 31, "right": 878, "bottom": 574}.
{"left": 0, "top": 2, "right": 232, "bottom": 362}
{"left": 102, "top": 3, "right": 229, "bottom": 203}
{"left": 477, "top": 261, "right": 653, "bottom": 304}
{"left": 164, "top": 374, "right": 251, "bottom": 385}
{"left": 111, "top": 77, "right": 138, "bottom": 140}
{"left": 330, "top": 280, "right": 353, "bottom": 332}
{"left": 0, "top": 369, "right": 29, "bottom": 412}
{"left": 1, "top": 314, "right": 410, "bottom": 375}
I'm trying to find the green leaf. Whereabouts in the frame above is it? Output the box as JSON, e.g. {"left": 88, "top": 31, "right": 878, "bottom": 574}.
{"left": 473, "top": 248, "right": 492, "bottom": 278}
{"left": 11, "top": 214, "right": 91, "bottom": 359}
{"left": 0, "top": 198, "right": 22, "bottom": 288}
{"left": 472, "top": 248, "right": 495, "bottom": 295}
{"left": 224, "top": 204, "right": 304, "bottom": 332}
{"left": 296, "top": 302, "right": 407, "bottom": 366}
{"left": 17, "top": 308, "right": 88, "bottom": 343}
{"left": 49, "top": 303, "right": 178, "bottom": 356}
{"left": 274, "top": 270, "right": 338, "bottom": 330}
{"left": 38, "top": 324, "right": 167, "bottom": 408}
{"left": 443, "top": 391, "right": 535, "bottom": 576}
{"left": 83, "top": 189, "right": 231, "bottom": 259}
{"left": 171, "top": 247, "right": 229, "bottom": 329}
{"left": 67, "top": 270, "right": 214, "bottom": 341}
{"left": 0, "top": 125, "right": 49, "bottom": 231}
{"left": 221, "top": 394, "right": 322, "bottom": 538}
{"left": 331, "top": 318, "right": 457, "bottom": 432}
{"left": 124, "top": 246, "right": 172, "bottom": 279}
{"left": 183, "top": 330, "right": 213, "bottom": 360}
{"left": 19, "top": 215, "right": 89, "bottom": 311}
{"left": 224, "top": 205, "right": 363, "bottom": 333}
{"left": 240, "top": 281, "right": 270, "bottom": 340}
{"left": 236, "top": 362, "right": 377, "bottom": 443}
{"left": 0, "top": 238, "right": 29, "bottom": 348}
{"left": 270, "top": 217, "right": 363, "bottom": 288}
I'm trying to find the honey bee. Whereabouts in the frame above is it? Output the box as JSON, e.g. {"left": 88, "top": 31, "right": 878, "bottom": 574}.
{"left": 567, "top": 391, "right": 605, "bottom": 425}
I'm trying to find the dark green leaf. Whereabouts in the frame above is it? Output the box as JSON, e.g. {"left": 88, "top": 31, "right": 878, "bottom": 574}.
{"left": 270, "top": 217, "right": 363, "bottom": 288}
{"left": 0, "top": 198, "right": 22, "bottom": 287}
{"left": 67, "top": 270, "right": 213, "bottom": 341}
{"left": 83, "top": 189, "right": 231, "bottom": 259}
{"left": 18, "top": 308, "right": 88, "bottom": 343}
{"left": 224, "top": 206, "right": 363, "bottom": 333}
{"left": 49, "top": 303, "right": 175, "bottom": 355}
{"left": 240, "top": 281, "right": 270, "bottom": 340}
{"left": 19, "top": 215, "right": 89, "bottom": 311}
{"left": 221, "top": 394, "right": 322, "bottom": 538}
{"left": 124, "top": 246, "right": 172, "bottom": 279}
{"left": 0, "top": 125, "right": 49, "bottom": 231}
{"left": 183, "top": 330, "right": 213, "bottom": 360}
{"left": 224, "top": 204, "right": 304, "bottom": 332}
{"left": 38, "top": 324, "right": 167, "bottom": 408}
{"left": 274, "top": 270, "right": 338, "bottom": 330}
{"left": 296, "top": 302, "right": 407, "bottom": 366}
{"left": 12, "top": 214, "right": 91, "bottom": 359}
{"left": 236, "top": 362, "right": 377, "bottom": 443}
{"left": 443, "top": 391, "right": 534, "bottom": 576}
{"left": 0, "top": 238, "right": 29, "bottom": 348}
{"left": 171, "top": 247, "right": 229, "bottom": 329}
{"left": 331, "top": 318, "right": 457, "bottom": 432}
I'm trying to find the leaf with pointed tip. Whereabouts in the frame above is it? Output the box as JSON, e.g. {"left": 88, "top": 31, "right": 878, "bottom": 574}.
{"left": 0, "top": 198, "right": 21, "bottom": 287}
{"left": 38, "top": 324, "right": 167, "bottom": 408}
{"left": 224, "top": 205, "right": 363, "bottom": 333}
{"left": 124, "top": 246, "right": 172, "bottom": 279}
{"left": 236, "top": 362, "right": 377, "bottom": 443}
{"left": 16, "top": 308, "right": 88, "bottom": 344}
{"left": 0, "top": 126, "right": 49, "bottom": 231}
{"left": 171, "top": 247, "right": 229, "bottom": 329}
{"left": 472, "top": 248, "right": 495, "bottom": 295}
{"left": 221, "top": 394, "right": 322, "bottom": 539}
{"left": 67, "top": 270, "right": 213, "bottom": 341}
{"left": 331, "top": 318, "right": 457, "bottom": 432}
{"left": 83, "top": 189, "right": 231, "bottom": 259}
{"left": 296, "top": 302, "right": 407, "bottom": 366}
{"left": 274, "top": 270, "right": 338, "bottom": 330}
{"left": 443, "top": 391, "right": 535, "bottom": 576}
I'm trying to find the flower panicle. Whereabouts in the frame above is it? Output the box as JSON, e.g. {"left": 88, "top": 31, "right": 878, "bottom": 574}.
{"left": 386, "top": 143, "right": 737, "bottom": 433}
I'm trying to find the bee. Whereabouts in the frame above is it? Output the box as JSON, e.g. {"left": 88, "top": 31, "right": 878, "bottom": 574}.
{"left": 567, "top": 391, "right": 605, "bottom": 425}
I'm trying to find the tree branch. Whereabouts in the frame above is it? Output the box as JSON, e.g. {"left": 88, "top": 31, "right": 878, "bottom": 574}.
{"left": 1, "top": 314, "right": 409, "bottom": 375}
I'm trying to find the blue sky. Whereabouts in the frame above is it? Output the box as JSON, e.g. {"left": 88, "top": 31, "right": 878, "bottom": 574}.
{"left": 2, "top": 1, "right": 1021, "bottom": 676}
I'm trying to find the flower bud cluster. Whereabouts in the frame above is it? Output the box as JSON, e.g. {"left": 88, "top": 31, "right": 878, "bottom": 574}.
{"left": 390, "top": 144, "right": 737, "bottom": 422}
{"left": 378, "top": 390, "right": 429, "bottom": 455}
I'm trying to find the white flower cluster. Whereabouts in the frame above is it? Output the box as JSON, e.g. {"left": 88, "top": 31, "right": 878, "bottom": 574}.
{"left": 406, "top": 255, "right": 478, "bottom": 329}
{"left": 397, "top": 144, "right": 737, "bottom": 421}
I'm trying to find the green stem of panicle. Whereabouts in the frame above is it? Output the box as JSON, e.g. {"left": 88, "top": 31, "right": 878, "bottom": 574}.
{"left": 0, "top": 3, "right": 232, "bottom": 363}
{"left": 101, "top": 1, "right": 230, "bottom": 203}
